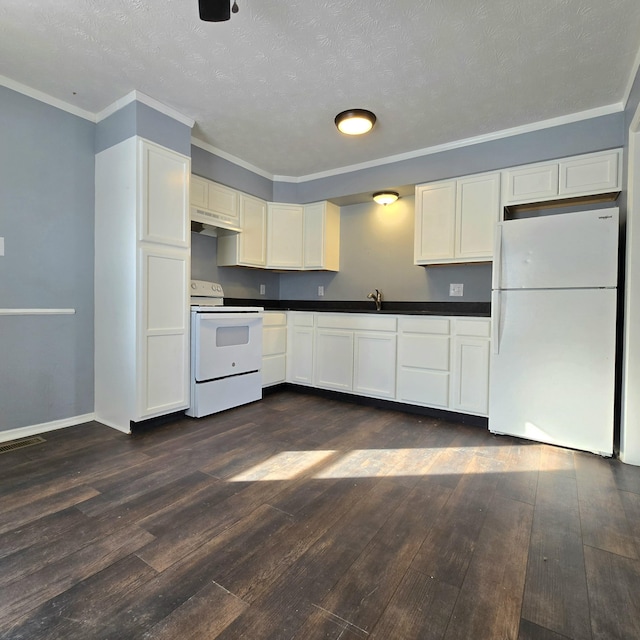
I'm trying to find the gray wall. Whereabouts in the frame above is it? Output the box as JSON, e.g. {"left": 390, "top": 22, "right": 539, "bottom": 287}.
{"left": 274, "top": 113, "right": 625, "bottom": 204}
{"left": 0, "top": 86, "right": 96, "bottom": 432}
{"left": 279, "top": 197, "right": 492, "bottom": 302}
{"left": 191, "top": 232, "right": 280, "bottom": 299}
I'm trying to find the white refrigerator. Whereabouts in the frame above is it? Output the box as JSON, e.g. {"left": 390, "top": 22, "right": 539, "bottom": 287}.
{"left": 489, "top": 207, "right": 619, "bottom": 455}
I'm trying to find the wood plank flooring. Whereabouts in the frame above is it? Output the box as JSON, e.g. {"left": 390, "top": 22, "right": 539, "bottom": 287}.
{"left": 2, "top": 390, "right": 640, "bottom": 639}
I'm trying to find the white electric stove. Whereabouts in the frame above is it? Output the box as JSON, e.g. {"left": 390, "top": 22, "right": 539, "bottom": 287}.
{"left": 186, "top": 281, "right": 263, "bottom": 418}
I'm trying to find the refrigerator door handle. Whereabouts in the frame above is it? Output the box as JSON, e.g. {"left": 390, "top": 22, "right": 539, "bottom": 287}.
{"left": 492, "top": 224, "right": 503, "bottom": 291}
{"left": 491, "top": 290, "right": 500, "bottom": 355}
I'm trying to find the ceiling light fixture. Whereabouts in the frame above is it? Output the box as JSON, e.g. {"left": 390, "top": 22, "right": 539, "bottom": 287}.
{"left": 373, "top": 191, "right": 399, "bottom": 206}
{"left": 335, "top": 109, "right": 377, "bottom": 135}
{"left": 199, "top": 0, "right": 239, "bottom": 22}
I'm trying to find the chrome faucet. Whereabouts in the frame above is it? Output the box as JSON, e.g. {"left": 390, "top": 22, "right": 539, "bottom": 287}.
{"left": 367, "top": 289, "right": 382, "bottom": 311}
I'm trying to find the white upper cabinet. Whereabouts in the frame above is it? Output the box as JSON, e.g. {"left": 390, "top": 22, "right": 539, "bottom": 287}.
{"left": 267, "top": 201, "right": 340, "bottom": 271}
{"left": 217, "top": 192, "right": 267, "bottom": 267}
{"left": 559, "top": 151, "right": 621, "bottom": 196}
{"left": 267, "top": 203, "right": 304, "bottom": 268}
{"left": 190, "top": 175, "right": 240, "bottom": 231}
{"left": 415, "top": 172, "right": 500, "bottom": 265}
{"left": 238, "top": 193, "right": 267, "bottom": 267}
{"left": 502, "top": 149, "right": 622, "bottom": 206}
{"left": 456, "top": 173, "right": 501, "bottom": 260}
{"left": 141, "top": 142, "right": 190, "bottom": 248}
{"left": 303, "top": 201, "right": 340, "bottom": 271}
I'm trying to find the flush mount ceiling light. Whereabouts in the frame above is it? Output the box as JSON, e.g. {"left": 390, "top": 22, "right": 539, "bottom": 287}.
{"left": 199, "top": 0, "right": 239, "bottom": 22}
{"left": 334, "top": 109, "right": 377, "bottom": 135}
{"left": 373, "top": 191, "right": 399, "bottom": 206}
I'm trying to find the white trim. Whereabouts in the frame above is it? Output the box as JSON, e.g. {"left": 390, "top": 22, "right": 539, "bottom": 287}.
{"left": 0, "top": 75, "right": 96, "bottom": 122}
{"left": 623, "top": 42, "right": 640, "bottom": 109}
{"left": 621, "top": 100, "right": 640, "bottom": 466}
{"left": 0, "top": 308, "right": 75, "bottom": 315}
{"left": 273, "top": 103, "right": 625, "bottom": 184}
{"left": 0, "top": 413, "right": 96, "bottom": 444}
{"left": 191, "top": 137, "right": 275, "bottom": 180}
{"left": 96, "top": 90, "right": 195, "bottom": 128}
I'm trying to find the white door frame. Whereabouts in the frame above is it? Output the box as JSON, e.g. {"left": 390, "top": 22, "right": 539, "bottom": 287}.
{"left": 621, "top": 102, "right": 640, "bottom": 465}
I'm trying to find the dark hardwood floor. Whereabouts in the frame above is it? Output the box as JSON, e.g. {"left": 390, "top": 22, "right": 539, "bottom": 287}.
{"left": 2, "top": 390, "right": 640, "bottom": 639}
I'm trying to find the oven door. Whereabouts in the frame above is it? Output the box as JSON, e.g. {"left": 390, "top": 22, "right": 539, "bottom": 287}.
{"left": 193, "top": 313, "right": 263, "bottom": 382}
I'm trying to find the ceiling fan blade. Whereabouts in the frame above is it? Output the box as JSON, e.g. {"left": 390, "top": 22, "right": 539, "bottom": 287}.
{"left": 199, "top": 0, "right": 231, "bottom": 22}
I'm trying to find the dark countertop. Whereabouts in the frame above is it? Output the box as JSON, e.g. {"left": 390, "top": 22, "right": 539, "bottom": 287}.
{"left": 225, "top": 299, "right": 491, "bottom": 317}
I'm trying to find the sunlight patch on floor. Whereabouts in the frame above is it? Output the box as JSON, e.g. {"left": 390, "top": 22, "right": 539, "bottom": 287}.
{"left": 228, "top": 450, "right": 336, "bottom": 481}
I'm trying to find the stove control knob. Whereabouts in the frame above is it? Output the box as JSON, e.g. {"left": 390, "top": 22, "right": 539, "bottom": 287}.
{"left": 191, "top": 283, "right": 197, "bottom": 290}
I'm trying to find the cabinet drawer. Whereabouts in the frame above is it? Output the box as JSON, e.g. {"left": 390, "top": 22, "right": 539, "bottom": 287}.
{"left": 398, "top": 334, "right": 450, "bottom": 371}
{"left": 399, "top": 316, "right": 450, "bottom": 335}
{"left": 290, "top": 312, "right": 314, "bottom": 327}
{"left": 316, "top": 314, "right": 397, "bottom": 332}
{"left": 453, "top": 318, "right": 490, "bottom": 337}
{"left": 397, "top": 369, "right": 449, "bottom": 408}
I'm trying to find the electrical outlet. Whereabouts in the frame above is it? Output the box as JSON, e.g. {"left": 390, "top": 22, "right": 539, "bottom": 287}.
{"left": 449, "top": 283, "right": 464, "bottom": 297}
{"left": 259, "top": 284, "right": 266, "bottom": 295}
{"left": 318, "top": 285, "right": 324, "bottom": 297}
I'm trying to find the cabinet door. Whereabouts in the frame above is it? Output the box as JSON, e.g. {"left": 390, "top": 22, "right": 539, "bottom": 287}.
{"left": 207, "top": 181, "right": 239, "bottom": 223}
{"left": 288, "top": 327, "right": 314, "bottom": 385}
{"left": 303, "top": 202, "right": 340, "bottom": 271}
{"left": 503, "top": 162, "right": 559, "bottom": 204}
{"left": 303, "top": 202, "right": 326, "bottom": 269}
{"left": 353, "top": 332, "right": 397, "bottom": 398}
{"left": 559, "top": 151, "right": 621, "bottom": 196}
{"left": 315, "top": 329, "right": 354, "bottom": 391}
{"left": 451, "top": 336, "right": 490, "bottom": 415}
{"left": 140, "top": 141, "right": 190, "bottom": 248}
{"left": 239, "top": 194, "right": 267, "bottom": 266}
{"left": 414, "top": 182, "right": 456, "bottom": 263}
{"left": 267, "top": 204, "right": 304, "bottom": 268}
{"left": 137, "top": 246, "right": 189, "bottom": 418}
{"left": 190, "top": 175, "right": 209, "bottom": 209}
{"left": 456, "top": 173, "right": 500, "bottom": 260}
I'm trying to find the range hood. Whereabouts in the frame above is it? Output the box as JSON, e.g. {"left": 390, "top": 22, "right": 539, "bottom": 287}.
{"left": 191, "top": 207, "right": 241, "bottom": 236}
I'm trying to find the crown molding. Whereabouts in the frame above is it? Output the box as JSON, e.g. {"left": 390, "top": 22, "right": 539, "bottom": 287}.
{"left": 0, "top": 75, "right": 96, "bottom": 122}
{"left": 276, "top": 102, "right": 624, "bottom": 184}
{"left": 96, "top": 90, "right": 195, "bottom": 127}
{"left": 191, "top": 137, "right": 275, "bottom": 180}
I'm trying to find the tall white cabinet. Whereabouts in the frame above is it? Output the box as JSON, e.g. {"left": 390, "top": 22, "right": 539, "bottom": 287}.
{"left": 95, "top": 137, "right": 190, "bottom": 433}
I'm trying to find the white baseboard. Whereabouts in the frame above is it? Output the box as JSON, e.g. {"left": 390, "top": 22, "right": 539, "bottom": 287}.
{"left": 0, "top": 413, "right": 97, "bottom": 443}
{"left": 92, "top": 415, "right": 131, "bottom": 434}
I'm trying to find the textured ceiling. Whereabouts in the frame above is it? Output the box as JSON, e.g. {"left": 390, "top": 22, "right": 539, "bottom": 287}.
{"left": 1, "top": 0, "right": 639, "bottom": 178}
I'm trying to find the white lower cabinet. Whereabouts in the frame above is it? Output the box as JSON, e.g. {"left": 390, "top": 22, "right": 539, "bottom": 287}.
{"left": 286, "top": 312, "right": 315, "bottom": 385}
{"left": 314, "top": 314, "right": 397, "bottom": 399}
{"left": 354, "top": 332, "right": 397, "bottom": 398}
{"left": 284, "top": 311, "right": 490, "bottom": 418}
{"left": 397, "top": 317, "right": 451, "bottom": 408}
{"left": 262, "top": 312, "right": 287, "bottom": 387}
{"left": 397, "top": 316, "right": 491, "bottom": 416}
{"left": 315, "top": 330, "right": 354, "bottom": 391}
{"left": 450, "top": 318, "right": 491, "bottom": 415}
